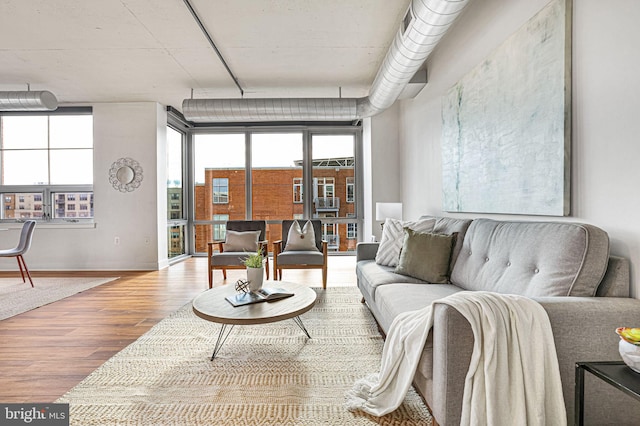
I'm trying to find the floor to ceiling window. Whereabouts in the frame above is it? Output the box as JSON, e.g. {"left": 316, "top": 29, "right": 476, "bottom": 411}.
{"left": 192, "top": 133, "right": 246, "bottom": 253}
{"left": 186, "top": 125, "right": 361, "bottom": 255}
{"left": 251, "top": 132, "right": 304, "bottom": 244}
{"left": 312, "top": 134, "right": 356, "bottom": 252}
{"left": 167, "top": 125, "right": 187, "bottom": 259}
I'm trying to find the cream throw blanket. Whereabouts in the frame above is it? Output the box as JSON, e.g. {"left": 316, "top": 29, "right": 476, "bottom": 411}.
{"left": 345, "top": 291, "right": 567, "bottom": 425}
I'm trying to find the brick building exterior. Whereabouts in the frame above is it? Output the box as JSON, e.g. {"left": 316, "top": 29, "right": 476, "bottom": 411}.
{"left": 194, "top": 163, "right": 357, "bottom": 254}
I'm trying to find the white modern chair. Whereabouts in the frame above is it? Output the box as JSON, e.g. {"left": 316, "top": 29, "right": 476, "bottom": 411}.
{"left": 0, "top": 220, "right": 36, "bottom": 287}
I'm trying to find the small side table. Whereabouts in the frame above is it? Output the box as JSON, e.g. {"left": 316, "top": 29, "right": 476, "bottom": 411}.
{"left": 575, "top": 361, "right": 640, "bottom": 425}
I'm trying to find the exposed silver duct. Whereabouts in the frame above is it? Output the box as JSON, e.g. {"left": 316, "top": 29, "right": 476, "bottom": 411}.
{"left": 183, "top": 0, "right": 470, "bottom": 122}
{"left": 0, "top": 90, "right": 59, "bottom": 111}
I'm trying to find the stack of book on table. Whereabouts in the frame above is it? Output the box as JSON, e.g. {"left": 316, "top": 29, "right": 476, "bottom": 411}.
{"left": 225, "top": 287, "right": 294, "bottom": 307}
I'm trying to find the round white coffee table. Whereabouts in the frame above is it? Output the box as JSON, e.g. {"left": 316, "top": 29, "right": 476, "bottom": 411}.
{"left": 192, "top": 281, "right": 317, "bottom": 360}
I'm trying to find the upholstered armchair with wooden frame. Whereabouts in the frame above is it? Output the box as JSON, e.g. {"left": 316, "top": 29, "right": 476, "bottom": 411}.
{"left": 273, "top": 219, "right": 328, "bottom": 289}
{"left": 207, "top": 220, "right": 269, "bottom": 289}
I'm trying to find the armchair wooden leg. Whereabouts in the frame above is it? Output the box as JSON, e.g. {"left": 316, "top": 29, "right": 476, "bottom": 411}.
{"left": 208, "top": 268, "right": 213, "bottom": 289}
{"left": 322, "top": 266, "right": 327, "bottom": 289}
{"left": 265, "top": 259, "right": 270, "bottom": 280}
{"left": 222, "top": 269, "right": 227, "bottom": 280}
{"left": 272, "top": 257, "right": 278, "bottom": 280}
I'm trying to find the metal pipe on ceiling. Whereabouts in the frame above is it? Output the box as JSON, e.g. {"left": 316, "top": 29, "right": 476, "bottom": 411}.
{"left": 0, "top": 90, "right": 59, "bottom": 111}
{"left": 183, "top": 0, "right": 471, "bottom": 123}
{"left": 182, "top": 0, "right": 244, "bottom": 97}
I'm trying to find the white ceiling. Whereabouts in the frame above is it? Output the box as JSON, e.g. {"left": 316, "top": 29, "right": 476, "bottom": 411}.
{"left": 0, "top": 0, "right": 412, "bottom": 112}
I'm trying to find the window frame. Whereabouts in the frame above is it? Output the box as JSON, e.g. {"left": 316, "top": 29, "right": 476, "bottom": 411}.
{"left": 347, "top": 222, "right": 357, "bottom": 239}
{"left": 0, "top": 108, "right": 94, "bottom": 224}
{"left": 180, "top": 118, "right": 363, "bottom": 256}
{"left": 212, "top": 178, "right": 229, "bottom": 204}
{"left": 293, "top": 177, "right": 303, "bottom": 203}
{"left": 346, "top": 177, "right": 355, "bottom": 203}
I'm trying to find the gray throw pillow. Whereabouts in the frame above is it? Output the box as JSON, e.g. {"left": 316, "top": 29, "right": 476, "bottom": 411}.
{"left": 375, "top": 218, "right": 436, "bottom": 267}
{"left": 395, "top": 228, "right": 454, "bottom": 283}
{"left": 223, "top": 230, "right": 261, "bottom": 252}
{"left": 284, "top": 220, "right": 319, "bottom": 251}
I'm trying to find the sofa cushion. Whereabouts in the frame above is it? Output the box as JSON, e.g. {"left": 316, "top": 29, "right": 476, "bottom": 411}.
{"left": 450, "top": 219, "right": 610, "bottom": 297}
{"left": 395, "top": 229, "right": 455, "bottom": 284}
{"left": 373, "top": 283, "right": 462, "bottom": 332}
{"left": 375, "top": 218, "right": 435, "bottom": 267}
{"left": 222, "top": 230, "right": 260, "bottom": 252}
{"left": 419, "top": 216, "right": 473, "bottom": 271}
{"left": 356, "top": 260, "right": 429, "bottom": 302}
{"left": 284, "top": 220, "right": 319, "bottom": 252}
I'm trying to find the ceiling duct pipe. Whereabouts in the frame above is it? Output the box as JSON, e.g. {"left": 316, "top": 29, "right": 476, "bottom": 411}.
{"left": 0, "top": 90, "right": 59, "bottom": 111}
{"left": 182, "top": 0, "right": 470, "bottom": 122}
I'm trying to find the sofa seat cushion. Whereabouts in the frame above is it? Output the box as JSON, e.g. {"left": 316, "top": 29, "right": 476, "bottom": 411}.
{"left": 372, "top": 283, "right": 462, "bottom": 332}
{"left": 276, "top": 250, "right": 324, "bottom": 266}
{"left": 451, "top": 219, "right": 610, "bottom": 297}
{"left": 357, "top": 260, "right": 429, "bottom": 301}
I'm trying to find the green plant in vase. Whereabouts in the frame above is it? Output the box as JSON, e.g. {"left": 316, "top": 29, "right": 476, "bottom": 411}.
{"left": 242, "top": 251, "right": 264, "bottom": 268}
{"left": 243, "top": 251, "right": 265, "bottom": 291}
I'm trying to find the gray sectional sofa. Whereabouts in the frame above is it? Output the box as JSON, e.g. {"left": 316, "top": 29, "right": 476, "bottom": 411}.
{"left": 356, "top": 216, "right": 640, "bottom": 425}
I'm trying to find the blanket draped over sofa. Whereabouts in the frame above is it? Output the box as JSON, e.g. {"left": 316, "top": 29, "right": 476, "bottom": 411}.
{"left": 346, "top": 291, "right": 567, "bottom": 426}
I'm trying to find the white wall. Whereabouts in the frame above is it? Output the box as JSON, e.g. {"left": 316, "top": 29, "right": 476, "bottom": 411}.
{"left": 397, "top": 0, "right": 640, "bottom": 297}
{"left": 0, "top": 102, "right": 168, "bottom": 271}
{"left": 365, "top": 103, "right": 402, "bottom": 242}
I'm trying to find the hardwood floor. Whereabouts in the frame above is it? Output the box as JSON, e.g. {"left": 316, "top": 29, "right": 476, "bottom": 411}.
{"left": 0, "top": 256, "right": 356, "bottom": 403}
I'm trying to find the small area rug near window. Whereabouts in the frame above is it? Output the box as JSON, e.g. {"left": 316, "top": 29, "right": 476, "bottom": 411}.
{"left": 0, "top": 277, "right": 118, "bottom": 320}
{"left": 56, "top": 287, "right": 432, "bottom": 425}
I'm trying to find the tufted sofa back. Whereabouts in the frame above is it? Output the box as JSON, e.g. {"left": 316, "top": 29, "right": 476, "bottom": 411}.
{"left": 450, "top": 219, "right": 611, "bottom": 297}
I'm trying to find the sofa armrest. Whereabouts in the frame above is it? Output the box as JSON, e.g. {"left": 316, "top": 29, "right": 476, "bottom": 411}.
{"left": 429, "top": 297, "right": 640, "bottom": 426}
{"left": 356, "top": 242, "right": 379, "bottom": 262}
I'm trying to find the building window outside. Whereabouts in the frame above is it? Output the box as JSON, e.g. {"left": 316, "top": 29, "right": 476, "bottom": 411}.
{"left": 293, "top": 178, "right": 303, "bottom": 203}
{"left": 213, "top": 214, "right": 229, "bottom": 241}
{"left": 347, "top": 223, "right": 357, "bottom": 239}
{"left": 316, "top": 177, "right": 335, "bottom": 198}
{"left": 346, "top": 177, "right": 355, "bottom": 203}
{"left": 213, "top": 178, "right": 229, "bottom": 204}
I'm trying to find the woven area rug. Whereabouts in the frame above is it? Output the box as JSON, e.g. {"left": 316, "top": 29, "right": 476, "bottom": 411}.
{"left": 57, "top": 287, "right": 433, "bottom": 425}
{"left": 0, "top": 277, "right": 118, "bottom": 320}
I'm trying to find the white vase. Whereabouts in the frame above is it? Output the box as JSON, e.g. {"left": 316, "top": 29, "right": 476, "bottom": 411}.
{"left": 619, "top": 339, "right": 640, "bottom": 373}
{"left": 246, "top": 267, "right": 264, "bottom": 292}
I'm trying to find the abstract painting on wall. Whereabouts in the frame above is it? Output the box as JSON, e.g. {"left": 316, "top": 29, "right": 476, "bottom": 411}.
{"left": 442, "top": 0, "right": 571, "bottom": 216}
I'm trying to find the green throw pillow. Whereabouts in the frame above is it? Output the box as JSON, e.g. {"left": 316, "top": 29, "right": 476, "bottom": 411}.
{"left": 395, "top": 228, "right": 454, "bottom": 283}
